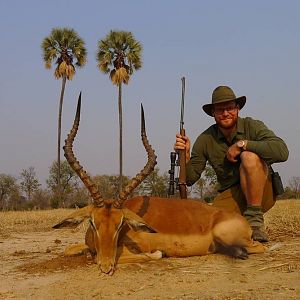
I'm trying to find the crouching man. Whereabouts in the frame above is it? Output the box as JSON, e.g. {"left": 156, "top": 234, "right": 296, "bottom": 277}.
{"left": 174, "top": 86, "right": 289, "bottom": 242}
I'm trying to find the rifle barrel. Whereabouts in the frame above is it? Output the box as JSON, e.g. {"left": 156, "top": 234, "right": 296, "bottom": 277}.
{"left": 178, "top": 77, "right": 187, "bottom": 199}
{"left": 180, "top": 77, "right": 185, "bottom": 131}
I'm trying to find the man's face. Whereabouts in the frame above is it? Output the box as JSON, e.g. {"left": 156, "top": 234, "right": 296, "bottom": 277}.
{"left": 212, "top": 100, "right": 239, "bottom": 130}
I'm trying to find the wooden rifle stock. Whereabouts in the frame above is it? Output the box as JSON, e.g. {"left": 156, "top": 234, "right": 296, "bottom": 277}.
{"left": 178, "top": 128, "right": 187, "bottom": 198}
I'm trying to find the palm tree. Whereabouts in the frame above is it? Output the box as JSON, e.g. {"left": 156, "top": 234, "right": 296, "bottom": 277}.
{"left": 96, "top": 30, "right": 142, "bottom": 193}
{"left": 41, "top": 27, "right": 87, "bottom": 200}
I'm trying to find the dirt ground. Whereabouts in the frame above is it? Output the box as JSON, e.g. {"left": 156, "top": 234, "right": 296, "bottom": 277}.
{"left": 0, "top": 200, "right": 299, "bottom": 300}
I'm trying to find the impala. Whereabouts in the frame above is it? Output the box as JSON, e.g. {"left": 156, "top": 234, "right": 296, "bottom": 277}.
{"left": 54, "top": 94, "right": 265, "bottom": 275}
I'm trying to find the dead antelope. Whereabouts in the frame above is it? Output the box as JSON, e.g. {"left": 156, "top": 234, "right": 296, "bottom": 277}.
{"left": 53, "top": 93, "right": 265, "bottom": 275}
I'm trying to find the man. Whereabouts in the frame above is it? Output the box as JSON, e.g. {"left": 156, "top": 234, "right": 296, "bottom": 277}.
{"left": 174, "top": 86, "right": 289, "bottom": 242}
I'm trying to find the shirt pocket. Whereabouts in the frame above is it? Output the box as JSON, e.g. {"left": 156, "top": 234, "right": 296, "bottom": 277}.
{"left": 209, "top": 156, "right": 226, "bottom": 180}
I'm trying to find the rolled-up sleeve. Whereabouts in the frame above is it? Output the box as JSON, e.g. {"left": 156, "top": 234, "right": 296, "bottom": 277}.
{"left": 245, "top": 119, "right": 289, "bottom": 164}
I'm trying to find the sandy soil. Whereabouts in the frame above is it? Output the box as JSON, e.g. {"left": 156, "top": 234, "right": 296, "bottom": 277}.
{"left": 0, "top": 201, "right": 299, "bottom": 300}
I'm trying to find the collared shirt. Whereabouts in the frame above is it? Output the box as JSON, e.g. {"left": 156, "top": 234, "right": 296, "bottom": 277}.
{"left": 186, "top": 117, "right": 289, "bottom": 191}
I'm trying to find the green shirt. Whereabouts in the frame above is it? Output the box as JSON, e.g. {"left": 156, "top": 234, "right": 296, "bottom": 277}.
{"left": 186, "top": 117, "right": 289, "bottom": 191}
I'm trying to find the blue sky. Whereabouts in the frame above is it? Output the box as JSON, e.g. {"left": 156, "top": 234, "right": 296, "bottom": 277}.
{"left": 0, "top": 0, "right": 299, "bottom": 187}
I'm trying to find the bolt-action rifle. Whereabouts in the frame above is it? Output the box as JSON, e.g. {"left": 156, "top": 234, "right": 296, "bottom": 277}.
{"left": 168, "top": 77, "right": 187, "bottom": 198}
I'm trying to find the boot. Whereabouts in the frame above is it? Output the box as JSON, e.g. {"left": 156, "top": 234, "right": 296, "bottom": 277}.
{"left": 243, "top": 206, "right": 269, "bottom": 243}
{"left": 251, "top": 226, "right": 269, "bottom": 243}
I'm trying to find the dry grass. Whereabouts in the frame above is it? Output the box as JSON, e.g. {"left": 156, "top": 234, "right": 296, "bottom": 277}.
{"left": 0, "top": 200, "right": 299, "bottom": 238}
{"left": 265, "top": 199, "right": 300, "bottom": 238}
{"left": 0, "top": 208, "right": 75, "bottom": 237}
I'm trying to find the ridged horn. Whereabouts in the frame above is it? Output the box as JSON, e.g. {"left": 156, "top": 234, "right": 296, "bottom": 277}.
{"left": 63, "top": 93, "right": 104, "bottom": 207}
{"left": 115, "top": 104, "right": 157, "bottom": 208}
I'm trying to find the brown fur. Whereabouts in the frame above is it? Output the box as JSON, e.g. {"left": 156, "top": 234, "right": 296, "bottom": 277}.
{"left": 54, "top": 196, "right": 265, "bottom": 275}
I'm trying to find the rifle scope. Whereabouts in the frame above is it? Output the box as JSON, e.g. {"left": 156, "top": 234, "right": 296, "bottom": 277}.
{"left": 168, "top": 151, "right": 177, "bottom": 195}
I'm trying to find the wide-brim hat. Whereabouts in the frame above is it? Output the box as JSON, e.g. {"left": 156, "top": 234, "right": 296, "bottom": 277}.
{"left": 202, "top": 86, "right": 246, "bottom": 117}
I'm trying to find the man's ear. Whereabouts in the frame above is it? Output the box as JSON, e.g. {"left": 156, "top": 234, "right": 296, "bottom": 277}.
{"left": 53, "top": 205, "right": 94, "bottom": 229}
{"left": 122, "top": 208, "right": 157, "bottom": 233}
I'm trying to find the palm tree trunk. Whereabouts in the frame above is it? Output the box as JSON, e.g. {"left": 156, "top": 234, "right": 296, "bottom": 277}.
{"left": 57, "top": 75, "right": 67, "bottom": 205}
{"left": 118, "top": 83, "right": 123, "bottom": 193}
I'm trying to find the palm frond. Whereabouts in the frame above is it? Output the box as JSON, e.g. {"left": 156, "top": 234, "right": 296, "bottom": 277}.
{"left": 41, "top": 27, "right": 86, "bottom": 80}
{"left": 96, "top": 30, "right": 143, "bottom": 83}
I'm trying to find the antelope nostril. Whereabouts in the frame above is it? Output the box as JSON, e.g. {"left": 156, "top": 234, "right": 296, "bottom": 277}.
{"left": 99, "top": 263, "right": 114, "bottom": 275}
{"left": 108, "top": 266, "right": 115, "bottom": 276}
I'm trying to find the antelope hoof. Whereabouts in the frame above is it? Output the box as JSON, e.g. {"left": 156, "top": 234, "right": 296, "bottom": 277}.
{"left": 230, "top": 246, "right": 248, "bottom": 260}
{"left": 147, "top": 250, "right": 163, "bottom": 260}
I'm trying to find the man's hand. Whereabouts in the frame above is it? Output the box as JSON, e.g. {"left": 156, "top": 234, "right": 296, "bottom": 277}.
{"left": 226, "top": 143, "right": 243, "bottom": 163}
{"left": 174, "top": 133, "right": 191, "bottom": 162}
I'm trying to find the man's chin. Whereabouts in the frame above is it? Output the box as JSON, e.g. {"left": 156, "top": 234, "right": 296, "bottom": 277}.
{"left": 218, "top": 120, "right": 236, "bottom": 129}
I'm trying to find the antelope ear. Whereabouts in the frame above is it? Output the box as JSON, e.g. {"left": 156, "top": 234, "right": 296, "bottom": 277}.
{"left": 53, "top": 205, "right": 94, "bottom": 229}
{"left": 122, "top": 208, "right": 157, "bottom": 233}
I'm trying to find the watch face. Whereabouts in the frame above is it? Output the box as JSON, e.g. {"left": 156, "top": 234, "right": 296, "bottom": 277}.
{"left": 237, "top": 140, "right": 245, "bottom": 148}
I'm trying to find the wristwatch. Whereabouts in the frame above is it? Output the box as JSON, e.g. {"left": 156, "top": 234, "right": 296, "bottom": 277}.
{"left": 236, "top": 140, "right": 246, "bottom": 150}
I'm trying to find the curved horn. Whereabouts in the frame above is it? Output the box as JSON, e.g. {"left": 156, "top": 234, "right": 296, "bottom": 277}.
{"left": 63, "top": 93, "right": 104, "bottom": 207}
{"left": 115, "top": 104, "right": 157, "bottom": 208}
